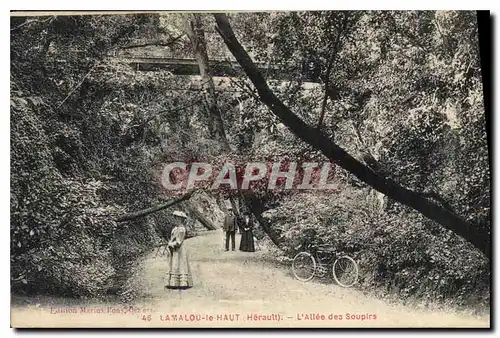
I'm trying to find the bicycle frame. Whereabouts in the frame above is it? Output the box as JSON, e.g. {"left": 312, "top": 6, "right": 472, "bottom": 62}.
{"left": 312, "top": 251, "right": 337, "bottom": 275}
{"left": 292, "top": 243, "right": 359, "bottom": 287}
{"left": 315, "top": 251, "right": 338, "bottom": 264}
{"left": 300, "top": 243, "right": 341, "bottom": 266}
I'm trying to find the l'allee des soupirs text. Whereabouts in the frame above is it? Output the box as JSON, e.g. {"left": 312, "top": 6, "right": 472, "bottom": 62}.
{"left": 49, "top": 307, "right": 377, "bottom": 322}
{"left": 295, "top": 312, "right": 378, "bottom": 321}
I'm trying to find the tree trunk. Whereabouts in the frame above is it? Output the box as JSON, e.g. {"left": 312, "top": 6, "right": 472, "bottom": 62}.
{"left": 115, "top": 192, "right": 193, "bottom": 222}
{"left": 316, "top": 19, "right": 345, "bottom": 129}
{"left": 185, "top": 14, "right": 241, "bottom": 222}
{"left": 214, "top": 14, "right": 490, "bottom": 258}
{"left": 185, "top": 202, "right": 218, "bottom": 230}
{"left": 185, "top": 14, "right": 231, "bottom": 151}
{"left": 246, "top": 195, "right": 282, "bottom": 248}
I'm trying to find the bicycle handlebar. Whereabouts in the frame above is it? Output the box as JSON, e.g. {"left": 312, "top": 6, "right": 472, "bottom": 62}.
{"left": 295, "top": 243, "right": 336, "bottom": 252}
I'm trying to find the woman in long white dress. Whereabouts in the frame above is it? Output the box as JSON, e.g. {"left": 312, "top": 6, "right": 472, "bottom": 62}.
{"left": 165, "top": 211, "right": 193, "bottom": 289}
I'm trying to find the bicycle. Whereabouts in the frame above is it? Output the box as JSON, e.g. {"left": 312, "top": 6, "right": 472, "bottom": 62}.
{"left": 291, "top": 243, "right": 359, "bottom": 288}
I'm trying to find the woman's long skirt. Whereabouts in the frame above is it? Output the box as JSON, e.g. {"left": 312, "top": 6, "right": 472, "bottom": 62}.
{"left": 239, "top": 230, "right": 255, "bottom": 252}
{"left": 165, "top": 245, "right": 193, "bottom": 289}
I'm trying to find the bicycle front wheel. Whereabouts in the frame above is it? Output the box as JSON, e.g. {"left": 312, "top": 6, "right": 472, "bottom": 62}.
{"left": 332, "top": 255, "right": 359, "bottom": 287}
{"left": 292, "top": 252, "right": 316, "bottom": 282}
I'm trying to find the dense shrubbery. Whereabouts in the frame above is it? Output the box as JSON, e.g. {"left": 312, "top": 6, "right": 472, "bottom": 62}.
{"left": 10, "top": 14, "right": 193, "bottom": 299}
{"left": 263, "top": 187, "right": 489, "bottom": 307}
{"left": 11, "top": 13, "right": 231, "bottom": 299}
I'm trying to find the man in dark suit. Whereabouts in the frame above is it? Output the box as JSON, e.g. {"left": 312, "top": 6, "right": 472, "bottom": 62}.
{"left": 223, "top": 206, "right": 237, "bottom": 251}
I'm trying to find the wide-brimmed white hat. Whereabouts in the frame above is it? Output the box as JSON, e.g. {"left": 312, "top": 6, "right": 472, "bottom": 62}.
{"left": 172, "top": 210, "right": 188, "bottom": 218}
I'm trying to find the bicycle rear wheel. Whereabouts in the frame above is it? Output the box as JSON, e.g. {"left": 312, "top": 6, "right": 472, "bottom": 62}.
{"left": 332, "top": 255, "right": 359, "bottom": 287}
{"left": 292, "top": 252, "right": 316, "bottom": 282}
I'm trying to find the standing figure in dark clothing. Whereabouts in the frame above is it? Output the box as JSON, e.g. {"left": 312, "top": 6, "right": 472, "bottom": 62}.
{"left": 239, "top": 211, "right": 255, "bottom": 252}
{"left": 223, "top": 206, "right": 237, "bottom": 251}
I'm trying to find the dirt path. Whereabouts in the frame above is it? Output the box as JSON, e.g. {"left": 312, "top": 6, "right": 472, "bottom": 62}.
{"left": 11, "top": 229, "right": 490, "bottom": 328}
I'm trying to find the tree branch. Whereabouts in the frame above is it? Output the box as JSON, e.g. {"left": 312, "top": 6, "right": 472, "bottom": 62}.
{"left": 57, "top": 63, "right": 97, "bottom": 109}
{"left": 10, "top": 16, "right": 55, "bottom": 32}
{"left": 115, "top": 192, "right": 194, "bottom": 222}
{"left": 129, "top": 97, "right": 203, "bottom": 129}
{"left": 316, "top": 14, "right": 349, "bottom": 129}
{"left": 119, "top": 34, "right": 185, "bottom": 49}
{"left": 317, "top": 60, "right": 334, "bottom": 130}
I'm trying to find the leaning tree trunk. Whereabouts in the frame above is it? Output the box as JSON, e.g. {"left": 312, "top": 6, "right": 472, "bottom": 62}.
{"left": 246, "top": 195, "right": 282, "bottom": 248}
{"left": 185, "top": 202, "right": 218, "bottom": 230}
{"left": 185, "top": 14, "right": 231, "bottom": 151}
{"left": 116, "top": 192, "right": 193, "bottom": 222}
{"left": 185, "top": 14, "right": 241, "bottom": 216}
{"left": 214, "top": 14, "right": 490, "bottom": 259}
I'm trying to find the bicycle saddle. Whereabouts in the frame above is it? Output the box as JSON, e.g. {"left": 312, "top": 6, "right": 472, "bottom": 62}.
{"left": 315, "top": 245, "right": 336, "bottom": 252}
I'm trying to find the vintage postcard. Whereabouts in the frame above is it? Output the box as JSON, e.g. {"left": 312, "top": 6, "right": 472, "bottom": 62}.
{"left": 10, "top": 10, "right": 490, "bottom": 328}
